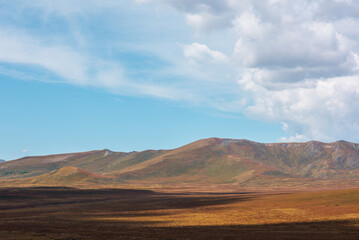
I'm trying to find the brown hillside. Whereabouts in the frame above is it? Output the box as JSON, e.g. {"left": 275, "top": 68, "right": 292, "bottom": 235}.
{"left": 4, "top": 166, "right": 112, "bottom": 186}
{"left": 1, "top": 138, "right": 359, "bottom": 187}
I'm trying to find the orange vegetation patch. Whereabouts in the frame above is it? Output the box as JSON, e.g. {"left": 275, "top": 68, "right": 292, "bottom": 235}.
{"left": 89, "top": 188, "right": 359, "bottom": 227}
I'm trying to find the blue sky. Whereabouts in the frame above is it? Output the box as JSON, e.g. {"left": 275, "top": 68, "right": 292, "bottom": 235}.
{"left": 1, "top": 74, "right": 282, "bottom": 160}
{"left": 1, "top": 0, "right": 359, "bottom": 160}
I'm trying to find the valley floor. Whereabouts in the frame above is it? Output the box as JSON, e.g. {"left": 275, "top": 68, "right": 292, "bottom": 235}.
{"left": 0, "top": 187, "right": 359, "bottom": 239}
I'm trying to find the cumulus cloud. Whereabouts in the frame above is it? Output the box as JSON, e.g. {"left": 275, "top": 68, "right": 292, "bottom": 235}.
{"left": 155, "top": 0, "right": 359, "bottom": 141}
{"left": 3, "top": 0, "right": 359, "bottom": 142}
{"left": 243, "top": 75, "right": 359, "bottom": 141}
{"left": 232, "top": 10, "right": 358, "bottom": 87}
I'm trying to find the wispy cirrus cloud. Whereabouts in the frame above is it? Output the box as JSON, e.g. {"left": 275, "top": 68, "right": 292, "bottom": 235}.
{"left": 0, "top": 22, "right": 194, "bottom": 101}
{"left": 2, "top": 0, "right": 359, "bottom": 142}
{"left": 0, "top": 0, "right": 237, "bottom": 105}
{"left": 0, "top": 28, "right": 88, "bottom": 84}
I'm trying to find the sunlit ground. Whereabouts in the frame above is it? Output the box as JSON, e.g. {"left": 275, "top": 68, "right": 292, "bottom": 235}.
{"left": 1, "top": 187, "right": 359, "bottom": 239}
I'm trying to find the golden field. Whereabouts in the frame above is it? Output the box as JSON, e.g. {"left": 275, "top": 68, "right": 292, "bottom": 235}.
{"left": 1, "top": 187, "right": 359, "bottom": 239}
{"left": 93, "top": 188, "right": 359, "bottom": 227}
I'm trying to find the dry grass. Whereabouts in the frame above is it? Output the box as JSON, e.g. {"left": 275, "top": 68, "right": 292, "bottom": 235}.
{"left": 89, "top": 188, "right": 359, "bottom": 227}
{"left": 1, "top": 187, "right": 359, "bottom": 239}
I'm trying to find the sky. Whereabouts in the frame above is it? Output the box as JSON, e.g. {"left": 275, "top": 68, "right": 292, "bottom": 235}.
{"left": 1, "top": 0, "right": 359, "bottom": 160}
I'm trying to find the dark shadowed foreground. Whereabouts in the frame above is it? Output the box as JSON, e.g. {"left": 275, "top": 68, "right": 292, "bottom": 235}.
{"left": 1, "top": 187, "right": 359, "bottom": 240}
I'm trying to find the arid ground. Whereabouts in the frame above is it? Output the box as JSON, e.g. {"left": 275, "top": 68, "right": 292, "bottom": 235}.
{"left": 1, "top": 187, "right": 359, "bottom": 239}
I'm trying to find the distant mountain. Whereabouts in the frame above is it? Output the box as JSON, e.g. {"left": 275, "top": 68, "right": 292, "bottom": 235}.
{"left": 1, "top": 138, "right": 359, "bottom": 188}
{"left": 0, "top": 159, "right": 5, "bottom": 162}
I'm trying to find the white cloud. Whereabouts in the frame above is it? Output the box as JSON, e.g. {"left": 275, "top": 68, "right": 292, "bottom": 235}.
{"left": 244, "top": 75, "right": 359, "bottom": 141}
{"left": 183, "top": 42, "right": 228, "bottom": 63}
{"left": 155, "top": 0, "right": 359, "bottom": 141}
{"left": 3, "top": 0, "right": 359, "bottom": 142}
{"left": 21, "top": 149, "right": 30, "bottom": 153}
{"left": 184, "top": 12, "right": 231, "bottom": 33}
{"left": 231, "top": 10, "right": 358, "bottom": 90}
{"left": 94, "top": 65, "right": 195, "bottom": 101}
{"left": 0, "top": 28, "right": 88, "bottom": 85}
{"left": 280, "top": 134, "right": 309, "bottom": 143}
{"left": 0, "top": 27, "right": 194, "bottom": 101}
{"left": 281, "top": 122, "right": 288, "bottom": 131}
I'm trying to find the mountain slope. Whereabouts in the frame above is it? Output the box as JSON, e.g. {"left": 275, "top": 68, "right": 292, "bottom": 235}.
{"left": 6, "top": 166, "right": 113, "bottom": 186}
{"left": 0, "top": 149, "right": 167, "bottom": 180}
{"left": 1, "top": 138, "right": 359, "bottom": 187}
{"left": 110, "top": 138, "right": 359, "bottom": 184}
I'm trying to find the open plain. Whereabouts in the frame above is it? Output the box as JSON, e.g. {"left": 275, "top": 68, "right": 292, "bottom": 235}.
{"left": 2, "top": 138, "right": 359, "bottom": 239}
{"left": 1, "top": 186, "right": 359, "bottom": 239}
{"left": 3, "top": 0, "right": 359, "bottom": 239}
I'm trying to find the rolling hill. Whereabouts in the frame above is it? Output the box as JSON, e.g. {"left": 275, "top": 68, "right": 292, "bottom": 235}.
{"left": 1, "top": 138, "right": 359, "bottom": 188}
{"left": 8, "top": 166, "right": 114, "bottom": 186}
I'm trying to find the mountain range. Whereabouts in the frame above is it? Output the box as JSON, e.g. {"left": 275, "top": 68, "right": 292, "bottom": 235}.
{"left": 1, "top": 138, "right": 359, "bottom": 189}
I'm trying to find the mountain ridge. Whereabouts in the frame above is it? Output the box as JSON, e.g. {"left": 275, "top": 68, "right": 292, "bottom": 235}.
{"left": 1, "top": 138, "right": 359, "bottom": 188}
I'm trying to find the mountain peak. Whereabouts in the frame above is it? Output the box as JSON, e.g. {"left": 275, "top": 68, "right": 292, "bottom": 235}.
{"left": 1, "top": 138, "right": 359, "bottom": 188}
{"left": 103, "top": 149, "right": 114, "bottom": 157}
